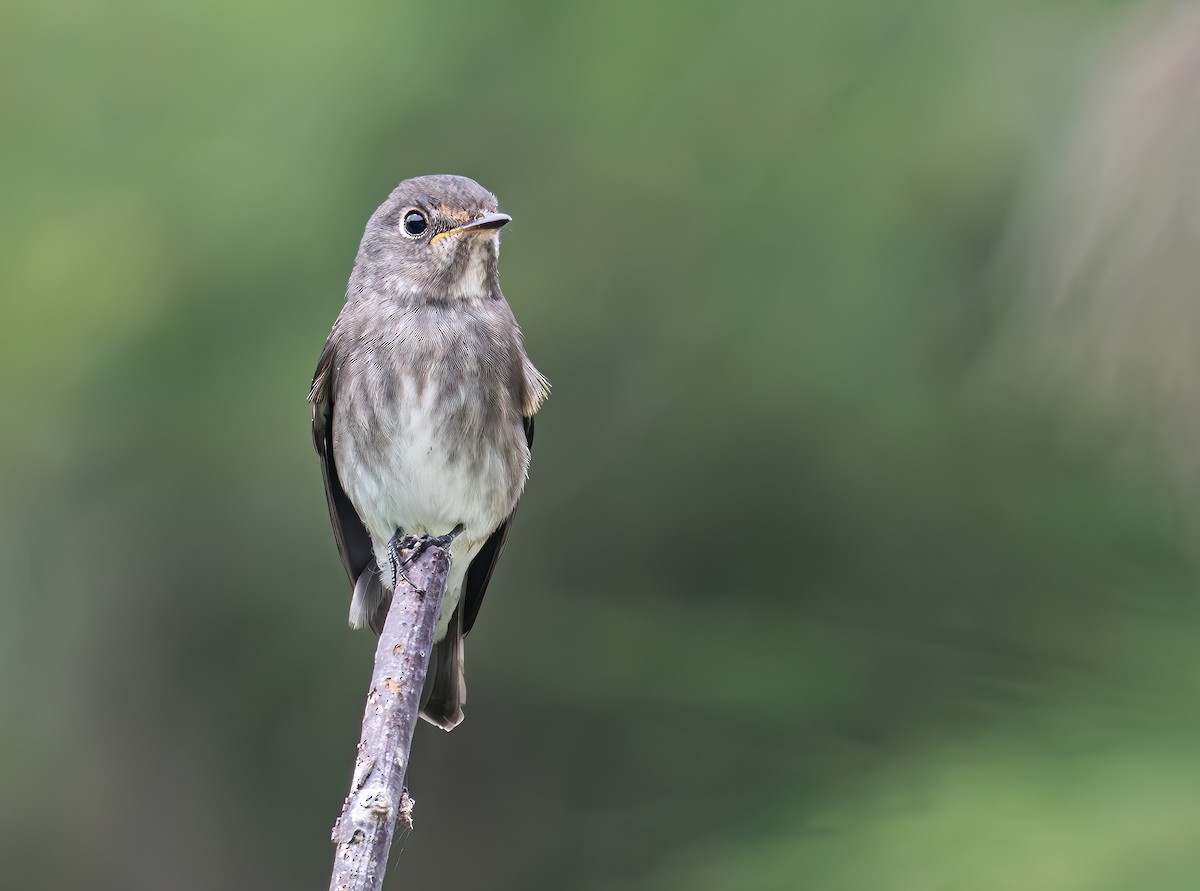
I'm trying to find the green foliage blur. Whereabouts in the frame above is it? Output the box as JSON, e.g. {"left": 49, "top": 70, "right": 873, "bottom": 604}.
{"left": 4, "top": 1, "right": 1200, "bottom": 888}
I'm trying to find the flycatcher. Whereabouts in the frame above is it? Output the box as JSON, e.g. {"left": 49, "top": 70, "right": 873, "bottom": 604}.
{"left": 310, "top": 174, "right": 548, "bottom": 730}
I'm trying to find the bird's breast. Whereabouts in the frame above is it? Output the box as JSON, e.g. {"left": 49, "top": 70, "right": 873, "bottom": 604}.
{"left": 332, "top": 318, "right": 528, "bottom": 547}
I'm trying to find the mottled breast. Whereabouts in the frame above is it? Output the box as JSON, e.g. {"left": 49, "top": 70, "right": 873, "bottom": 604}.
{"left": 331, "top": 298, "right": 530, "bottom": 545}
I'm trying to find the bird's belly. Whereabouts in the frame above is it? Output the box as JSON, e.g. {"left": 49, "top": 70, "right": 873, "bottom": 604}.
{"left": 356, "top": 436, "right": 508, "bottom": 541}
{"left": 334, "top": 376, "right": 526, "bottom": 548}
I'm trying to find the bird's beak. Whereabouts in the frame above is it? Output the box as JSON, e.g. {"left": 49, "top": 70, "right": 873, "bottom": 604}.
{"left": 430, "top": 212, "right": 512, "bottom": 245}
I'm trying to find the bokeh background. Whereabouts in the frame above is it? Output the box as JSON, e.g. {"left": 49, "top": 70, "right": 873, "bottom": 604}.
{"left": 4, "top": 1, "right": 1200, "bottom": 888}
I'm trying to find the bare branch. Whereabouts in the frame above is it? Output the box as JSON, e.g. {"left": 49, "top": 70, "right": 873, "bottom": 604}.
{"left": 329, "top": 543, "right": 450, "bottom": 891}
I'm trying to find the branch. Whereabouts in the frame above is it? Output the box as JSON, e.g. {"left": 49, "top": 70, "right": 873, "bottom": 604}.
{"left": 329, "top": 542, "right": 451, "bottom": 891}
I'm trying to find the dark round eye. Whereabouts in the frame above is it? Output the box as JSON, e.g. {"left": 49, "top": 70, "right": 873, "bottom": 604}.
{"left": 402, "top": 210, "right": 428, "bottom": 237}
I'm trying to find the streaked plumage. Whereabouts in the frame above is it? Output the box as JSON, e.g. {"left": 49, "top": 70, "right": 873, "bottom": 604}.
{"left": 310, "top": 174, "right": 547, "bottom": 730}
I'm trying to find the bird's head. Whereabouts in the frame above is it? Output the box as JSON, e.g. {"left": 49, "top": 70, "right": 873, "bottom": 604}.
{"left": 352, "top": 174, "right": 511, "bottom": 302}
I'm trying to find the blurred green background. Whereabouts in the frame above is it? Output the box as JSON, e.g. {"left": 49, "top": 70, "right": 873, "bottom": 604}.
{"left": 4, "top": 1, "right": 1200, "bottom": 888}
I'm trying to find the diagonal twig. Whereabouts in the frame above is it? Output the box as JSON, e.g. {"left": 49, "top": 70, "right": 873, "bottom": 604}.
{"left": 328, "top": 543, "right": 450, "bottom": 891}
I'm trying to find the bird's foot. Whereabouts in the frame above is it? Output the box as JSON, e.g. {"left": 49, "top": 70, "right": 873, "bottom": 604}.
{"left": 386, "top": 524, "right": 464, "bottom": 591}
{"left": 421, "top": 523, "right": 465, "bottom": 553}
{"left": 386, "top": 529, "right": 416, "bottom": 591}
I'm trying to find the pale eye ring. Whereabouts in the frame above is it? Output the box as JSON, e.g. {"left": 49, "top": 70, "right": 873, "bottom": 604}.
{"left": 401, "top": 210, "right": 428, "bottom": 237}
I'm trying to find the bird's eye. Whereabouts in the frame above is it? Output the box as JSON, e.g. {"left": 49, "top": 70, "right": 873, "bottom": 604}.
{"left": 402, "top": 210, "right": 428, "bottom": 237}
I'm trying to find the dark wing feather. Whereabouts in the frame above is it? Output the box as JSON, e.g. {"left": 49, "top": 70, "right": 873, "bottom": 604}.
{"left": 461, "top": 414, "right": 534, "bottom": 635}
{"left": 310, "top": 337, "right": 375, "bottom": 587}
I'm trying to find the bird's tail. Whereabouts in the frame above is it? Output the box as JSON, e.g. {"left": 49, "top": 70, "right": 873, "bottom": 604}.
{"left": 420, "top": 606, "right": 466, "bottom": 731}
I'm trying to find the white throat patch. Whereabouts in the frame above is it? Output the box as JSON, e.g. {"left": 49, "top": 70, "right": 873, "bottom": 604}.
{"left": 449, "top": 238, "right": 495, "bottom": 300}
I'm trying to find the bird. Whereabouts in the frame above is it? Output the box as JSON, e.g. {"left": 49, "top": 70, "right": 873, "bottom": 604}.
{"left": 309, "top": 174, "right": 548, "bottom": 730}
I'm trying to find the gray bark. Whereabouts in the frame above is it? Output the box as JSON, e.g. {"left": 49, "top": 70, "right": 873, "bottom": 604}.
{"left": 329, "top": 542, "right": 450, "bottom": 891}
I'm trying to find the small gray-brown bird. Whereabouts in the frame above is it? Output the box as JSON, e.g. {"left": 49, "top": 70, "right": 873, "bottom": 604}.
{"left": 310, "top": 174, "right": 548, "bottom": 730}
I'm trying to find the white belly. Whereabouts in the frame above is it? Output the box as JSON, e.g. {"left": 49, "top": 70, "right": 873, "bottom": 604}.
{"left": 333, "top": 371, "right": 527, "bottom": 636}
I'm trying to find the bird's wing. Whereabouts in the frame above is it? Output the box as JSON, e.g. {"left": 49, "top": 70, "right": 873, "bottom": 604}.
{"left": 310, "top": 336, "right": 375, "bottom": 587}
{"left": 461, "top": 414, "right": 534, "bottom": 635}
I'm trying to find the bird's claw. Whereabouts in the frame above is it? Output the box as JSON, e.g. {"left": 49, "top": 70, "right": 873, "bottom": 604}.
{"left": 386, "top": 524, "right": 464, "bottom": 591}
